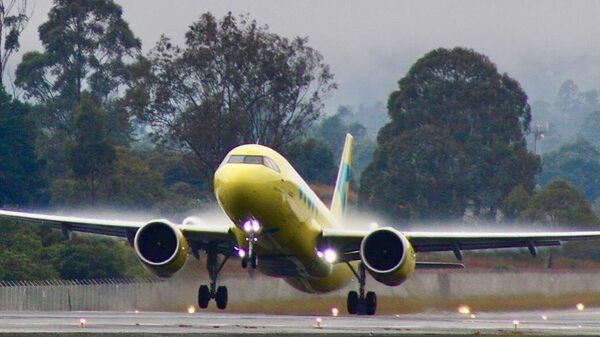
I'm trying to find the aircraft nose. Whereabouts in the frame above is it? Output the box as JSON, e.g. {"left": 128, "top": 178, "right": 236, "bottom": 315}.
{"left": 214, "top": 164, "right": 280, "bottom": 220}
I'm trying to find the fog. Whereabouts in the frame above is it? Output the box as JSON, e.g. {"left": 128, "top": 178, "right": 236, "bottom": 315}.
{"left": 14, "top": 0, "right": 600, "bottom": 111}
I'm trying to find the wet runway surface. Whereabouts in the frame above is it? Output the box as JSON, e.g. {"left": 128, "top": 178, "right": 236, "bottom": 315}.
{"left": 1, "top": 309, "right": 600, "bottom": 335}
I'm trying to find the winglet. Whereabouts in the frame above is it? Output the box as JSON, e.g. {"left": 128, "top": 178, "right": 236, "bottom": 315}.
{"left": 330, "top": 133, "right": 353, "bottom": 219}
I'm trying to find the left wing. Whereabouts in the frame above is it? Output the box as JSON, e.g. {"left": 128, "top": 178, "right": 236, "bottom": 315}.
{"left": 0, "top": 210, "right": 235, "bottom": 254}
{"left": 320, "top": 227, "right": 600, "bottom": 262}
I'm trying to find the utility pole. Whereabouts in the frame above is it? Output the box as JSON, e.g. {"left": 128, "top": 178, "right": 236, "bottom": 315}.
{"left": 532, "top": 122, "right": 548, "bottom": 155}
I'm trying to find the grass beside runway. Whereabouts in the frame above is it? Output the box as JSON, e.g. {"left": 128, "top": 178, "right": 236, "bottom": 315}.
{"left": 226, "top": 291, "right": 600, "bottom": 315}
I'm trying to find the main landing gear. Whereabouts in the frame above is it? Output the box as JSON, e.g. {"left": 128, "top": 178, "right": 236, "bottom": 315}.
{"left": 198, "top": 245, "right": 230, "bottom": 310}
{"left": 346, "top": 263, "right": 377, "bottom": 315}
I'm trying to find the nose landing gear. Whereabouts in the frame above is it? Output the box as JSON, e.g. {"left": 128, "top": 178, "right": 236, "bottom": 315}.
{"left": 241, "top": 219, "right": 259, "bottom": 269}
{"left": 346, "top": 263, "right": 377, "bottom": 315}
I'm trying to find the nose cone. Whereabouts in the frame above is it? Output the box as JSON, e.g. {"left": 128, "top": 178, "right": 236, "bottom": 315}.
{"left": 214, "top": 164, "right": 280, "bottom": 222}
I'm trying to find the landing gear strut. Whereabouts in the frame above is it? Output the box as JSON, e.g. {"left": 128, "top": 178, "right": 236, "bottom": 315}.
{"left": 198, "top": 245, "right": 230, "bottom": 310}
{"left": 346, "top": 263, "right": 377, "bottom": 315}
{"left": 241, "top": 220, "right": 259, "bottom": 269}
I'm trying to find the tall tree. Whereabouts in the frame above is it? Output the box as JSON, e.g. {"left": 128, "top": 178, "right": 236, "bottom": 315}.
{"left": 66, "top": 93, "right": 116, "bottom": 204}
{"left": 0, "top": 85, "right": 44, "bottom": 207}
{"left": 124, "top": 12, "right": 335, "bottom": 183}
{"left": 15, "top": 0, "right": 140, "bottom": 131}
{"left": 0, "top": 0, "right": 31, "bottom": 84}
{"left": 360, "top": 47, "right": 540, "bottom": 220}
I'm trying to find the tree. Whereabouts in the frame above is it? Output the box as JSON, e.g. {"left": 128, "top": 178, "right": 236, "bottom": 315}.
{"left": 579, "top": 111, "right": 600, "bottom": 147}
{"left": 0, "top": 0, "right": 31, "bottom": 84}
{"left": 66, "top": 93, "right": 116, "bottom": 204}
{"left": 522, "top": 180, "right": 599, "bottom": 228}
{"left": 539, "top": 139, "right": 600, "bottom": 201}
{"left": 361, "top": 126, "right": 470, "bottom": 220}
{"left": 124, "top": 12, "right": 335, "bottom": 184}
{"left": 502, "top": 185, "right": 531, "bottom": 220}
{"left": 284, "top": 138, "right": 337, "bottom": 184}
{"left": 360, "top": 47, "right": 540, "bottom": 220}
{"left": 0, "top": 85, "right": 44, "bottom": 207}
{"left": 15, "top": 0, "right": 140, "bottom": 131}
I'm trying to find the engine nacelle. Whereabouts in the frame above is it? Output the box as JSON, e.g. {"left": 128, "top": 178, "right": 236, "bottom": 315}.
{"left": 360, "top": 227, "right": 416, "bottom": 286}
{"left": 134, "top": 220, "right": 189, "bottom": 278}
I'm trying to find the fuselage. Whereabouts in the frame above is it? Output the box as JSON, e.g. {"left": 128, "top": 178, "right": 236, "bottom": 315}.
{"left": 213, "top": 144, "right": 354, "bottom": 293}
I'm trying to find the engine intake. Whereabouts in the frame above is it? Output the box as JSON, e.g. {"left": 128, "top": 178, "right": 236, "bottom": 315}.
{"left": 134, "top": 220, "right": 189, "bottom": 277}
{"left": 360, "top": 227, "right": 416, "bottom": 286}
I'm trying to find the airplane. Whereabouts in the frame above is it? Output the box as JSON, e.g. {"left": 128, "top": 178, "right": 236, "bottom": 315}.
{"left": 2, "top": 133, "right": 600, "bottom": 315}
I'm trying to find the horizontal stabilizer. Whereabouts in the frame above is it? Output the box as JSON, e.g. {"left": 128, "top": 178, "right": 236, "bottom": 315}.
{"left": 415, "top": 262, "right": 465, "bottom": 270}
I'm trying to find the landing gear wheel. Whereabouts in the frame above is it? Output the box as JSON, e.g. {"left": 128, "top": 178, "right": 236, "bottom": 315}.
{"left": 365, "top": 291, "right": 377, "bottom": 316}
{"left": 347, "top": 291, "right": 358, "bottom": 314}
{"left": 241, "top": 256, "right": 248, "bottom": 269}
{"left": 250, "top": 254, "right": 257, "bottom": 269}
{"left": 215, "top": 286, "right": 228, "bottom": 310}
{"left": 198, "top": 285, "right": 210, "bottom": 309}
{"left": 345, "top": 263, "right": 377, "bottom": 315}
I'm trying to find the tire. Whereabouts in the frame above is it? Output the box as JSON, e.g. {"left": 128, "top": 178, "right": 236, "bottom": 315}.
{"left": 250, "top": 254, "right": 257, "bottom": 269}
{"left": 347, "top": 291, "right": 358, "bottom": 314}
{"left": 241, "top": 256, "right": 248, "bottom": 269}
{"left": 198, "top": 285, "right": 210, "bottom": 309}
{"left": 215, "top": 286, "right": 228, "bottom": 310}
{"left": 365, "top": 291, "right": 377, "bottom": 315}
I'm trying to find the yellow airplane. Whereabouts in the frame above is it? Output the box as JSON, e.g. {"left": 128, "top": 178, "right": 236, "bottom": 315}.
{"left": 2, "top": 133, "right": 600, "bottom": 315}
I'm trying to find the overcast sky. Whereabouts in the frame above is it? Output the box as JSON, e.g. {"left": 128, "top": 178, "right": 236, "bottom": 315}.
{"left": 15, "top": 0, "right": 600, "bottom": 111}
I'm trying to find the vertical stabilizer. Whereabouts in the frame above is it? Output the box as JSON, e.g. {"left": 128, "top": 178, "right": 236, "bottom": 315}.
{"left": 330, "top": 133, "right": 353, "bottom": 219}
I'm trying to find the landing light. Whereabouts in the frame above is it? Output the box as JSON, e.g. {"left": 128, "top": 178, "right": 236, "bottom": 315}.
{"left": 243, "top": 220, "right": 252, "bottom": 232}
{"left": 577, "top": 303, "right": 585, "bottom": 311}
{"left": 331, "top": 307, "right": 339, "bottom": 317}
{"left": 238, "top": 249, "right": 246, "bottom": 258}
{"left": 323, "top": 248, "right": 337, "bottom": 263}
{"left": 187, "top": 305, "right": 196, "bottom": 314}
{"left": 79, "top": 318, "right": 87, "bottom": 328}
{"left": 251, "top": 219, "right": 260, "bottom": 232}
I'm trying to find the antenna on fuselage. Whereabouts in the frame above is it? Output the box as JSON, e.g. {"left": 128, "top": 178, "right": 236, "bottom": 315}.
{"left": 256, "top": 138, "right": 260, "bottom": 145}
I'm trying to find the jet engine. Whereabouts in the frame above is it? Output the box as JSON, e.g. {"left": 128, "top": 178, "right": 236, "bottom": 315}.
{"left": 134, "top": 220, "right": 189, "bottom": 278}
{"left": 360, "top": 227, "right": 416, "bottom": 286}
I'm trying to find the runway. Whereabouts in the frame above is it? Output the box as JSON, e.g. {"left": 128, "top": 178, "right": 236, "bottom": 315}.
{"left": 1, "top": 308, "right": 600, "bottom": 335}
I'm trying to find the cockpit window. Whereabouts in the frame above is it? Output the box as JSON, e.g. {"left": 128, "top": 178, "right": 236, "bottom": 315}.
{"left": 226, "top": 155, "right": 280, "bottom": 172}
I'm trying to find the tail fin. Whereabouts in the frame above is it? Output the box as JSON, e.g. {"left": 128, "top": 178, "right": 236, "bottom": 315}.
{"left": 330, "top": 133, "right": 353, "bottom": 219}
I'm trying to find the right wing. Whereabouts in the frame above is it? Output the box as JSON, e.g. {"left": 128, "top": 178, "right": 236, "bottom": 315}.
{"left": 0, "top": 210, "right": 236, "bottom": 255}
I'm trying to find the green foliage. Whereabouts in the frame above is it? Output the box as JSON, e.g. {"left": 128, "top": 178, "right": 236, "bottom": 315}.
{"left": 15, "top": 0, "right": 140, "bottom": 131}
{"left": 361, "top": 126, "right": 470, "bottom": 219}
{"left": 522, "top": 180, "right": 599, "bottom": 228}
{"left": 0, "top": 0, "right": 31, "bottom": 83}
{"left": 0, "top": 219, "right": 146, "bottom": 281}
{"left": 285, "top": 138, "right": 337, "bottom": 185}
{"left": 578, "top": 111, "right": 600, "bottom": 147}
{"left": 360, "top": 47, "right": 540, "bottom": 220}
{"left": 539, "top": 139, "right": 600, "bottom": 201}
{"left": 502, "top": 185, "right": 531, "bottom": 220}
{"left": 102, "top": 148, "right": 165, "bottom": 208}
{"left": 66, "top": 93, "right": 116, "bottom": 204}
{"left": 123, "top": 12, "right": 335, "bottom": 185}
{"left": 0, "top": 85, "right": 45, "bottom": 207}
{"left": 57, "top": 236, "right": 145, "bottom": 279}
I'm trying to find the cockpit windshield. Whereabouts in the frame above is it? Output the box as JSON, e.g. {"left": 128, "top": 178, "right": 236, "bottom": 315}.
{"left": 226, "top": 155, "right": 280, "bottom": 172}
